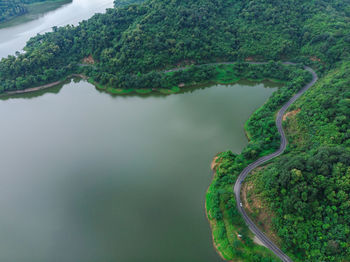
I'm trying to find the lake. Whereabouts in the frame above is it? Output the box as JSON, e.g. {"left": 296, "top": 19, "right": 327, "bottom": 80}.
{"left": 0, "top": 79, "right": 277, "bottom": 262}
{"left": 0, "top": 1, "right": 277, "bottom": 261}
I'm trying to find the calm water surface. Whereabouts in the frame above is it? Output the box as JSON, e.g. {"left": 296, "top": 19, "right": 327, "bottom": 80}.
{"left": 0, "top": 80, "right": 276, "bottom": 262}
{"left": 0, "top": 1, "right": 278, "bottom": 261}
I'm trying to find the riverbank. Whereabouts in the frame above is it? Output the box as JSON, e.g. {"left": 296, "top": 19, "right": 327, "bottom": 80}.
{"left": 0, "top": 0, "right": 72, "bottom": 29}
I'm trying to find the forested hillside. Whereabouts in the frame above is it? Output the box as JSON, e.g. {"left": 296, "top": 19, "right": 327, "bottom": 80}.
{"left": 0, "top": 0, "right": 71, "bottom": 23}
{"left": 1, "top": 0, "right": 350, "bottom": 92}
{"left": 255, "top": 62, "right": 350, "bottom": 261}
{"left": 0, "top": 0, "right": 350, "bottom": 261}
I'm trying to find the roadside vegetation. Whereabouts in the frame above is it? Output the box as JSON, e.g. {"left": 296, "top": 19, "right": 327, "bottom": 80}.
{"left": 245, "top": 62, "right": 350, "bottom": 261}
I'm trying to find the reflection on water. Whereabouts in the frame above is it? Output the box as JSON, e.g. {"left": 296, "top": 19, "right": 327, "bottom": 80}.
{"left": 0, "top": 79, "right": 277, "bottom": 262}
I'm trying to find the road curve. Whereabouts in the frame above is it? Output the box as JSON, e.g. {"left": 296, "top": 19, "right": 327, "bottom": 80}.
{"left": 233, "top": 64, "right": 318, "bottom": 262}
{"left": 166, "top": 62, "right": 317, "bottom": 261}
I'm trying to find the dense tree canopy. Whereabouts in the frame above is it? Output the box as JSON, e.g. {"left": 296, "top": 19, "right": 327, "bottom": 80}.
{"left": 0, "top": 0, "right": 350, "bottom": 91}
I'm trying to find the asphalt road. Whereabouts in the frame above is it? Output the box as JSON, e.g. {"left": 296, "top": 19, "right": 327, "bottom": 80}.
{"left": 233, "top": 64, "right": 318, "bottom": 262}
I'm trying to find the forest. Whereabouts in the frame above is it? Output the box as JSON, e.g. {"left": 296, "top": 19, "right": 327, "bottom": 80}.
{"left": 1, "top": 0, "right": 350, "bottom": 92}
{"left": 0, "top": 0, "right": 349, "bottom": 261}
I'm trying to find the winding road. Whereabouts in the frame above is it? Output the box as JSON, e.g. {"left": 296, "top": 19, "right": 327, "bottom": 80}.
{"left": 172, "top": 61, "right": 318, "bottom": 261}
{"left": 233, "top": 64, "right": 318, "bottom": 262}
{"left": 167, "top": 62, "right": 318, "bottom": 261}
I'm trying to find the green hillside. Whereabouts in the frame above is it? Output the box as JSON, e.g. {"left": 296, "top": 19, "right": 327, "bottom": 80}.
{"left": 0, "top": 0, "right": 349, "bottom": 91}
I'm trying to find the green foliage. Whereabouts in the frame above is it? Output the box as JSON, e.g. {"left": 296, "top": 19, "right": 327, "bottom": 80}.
{"left": 257, "top": 146, "right": 350, "bottom": 261}
{"left": 89, "top": 65, "right": 216, "bottom": 90}
{"left": 252, "top": 62, "right": 350, "bottom": 261}
{"left": 114, "top": 0, "right": 144, "bottom": 8}
{"left": 207, "top": 152, "right": 279, "bottom": 262}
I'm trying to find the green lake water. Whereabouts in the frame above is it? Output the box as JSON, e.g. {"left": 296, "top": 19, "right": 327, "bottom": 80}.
{"left": 0, "top": 79, "right": 277, "bottom": 262}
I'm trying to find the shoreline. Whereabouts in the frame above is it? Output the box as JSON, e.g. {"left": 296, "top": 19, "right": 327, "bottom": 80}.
{"left": 1, "top": 74, "right": 87, "bottom": 97}
{"left": 2, "top": 75, "right": 282, "bottom": 98}
{"left": 93, "top": 77, "right": 283, "bottom": 96}
{"left": 205, "top": 194, "right": 228, "bottom": 262}
{"left": 205, "top": 155, "right": 228, "bottom": 262}
{"left": 1, "top": 61, "right": 289, "bottom": 98}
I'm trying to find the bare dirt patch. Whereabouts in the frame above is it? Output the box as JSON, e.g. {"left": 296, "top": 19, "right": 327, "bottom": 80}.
{"left": 211, "top": 156, "right": 219, "bottom": 170}
{"left": 283, "top": 108, "right": 301, "bottom": 121}
{"left": 254, "top": 235, "right": 267, "bottom": 247}
{"left": 310, "top": 56, "right": 321, "bottom": 62}
{"left": 83, "top": 55, "right": 95, "bottom": 64}
{"left": 242, "top": 174, "right": 281, "bottom": 246}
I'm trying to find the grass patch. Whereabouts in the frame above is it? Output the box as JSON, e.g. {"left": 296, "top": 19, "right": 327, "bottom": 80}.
{"left": 106, "top": 87, "right": 134, "bottom": 94}
{"left": 215, "top": 64, "right": 240, "bottom": 84}
{"left": 135, "top": 88, "right": 152, "bottom": 94}
{"left": 159, "top": 86, "right": 180, "bottom": 94}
